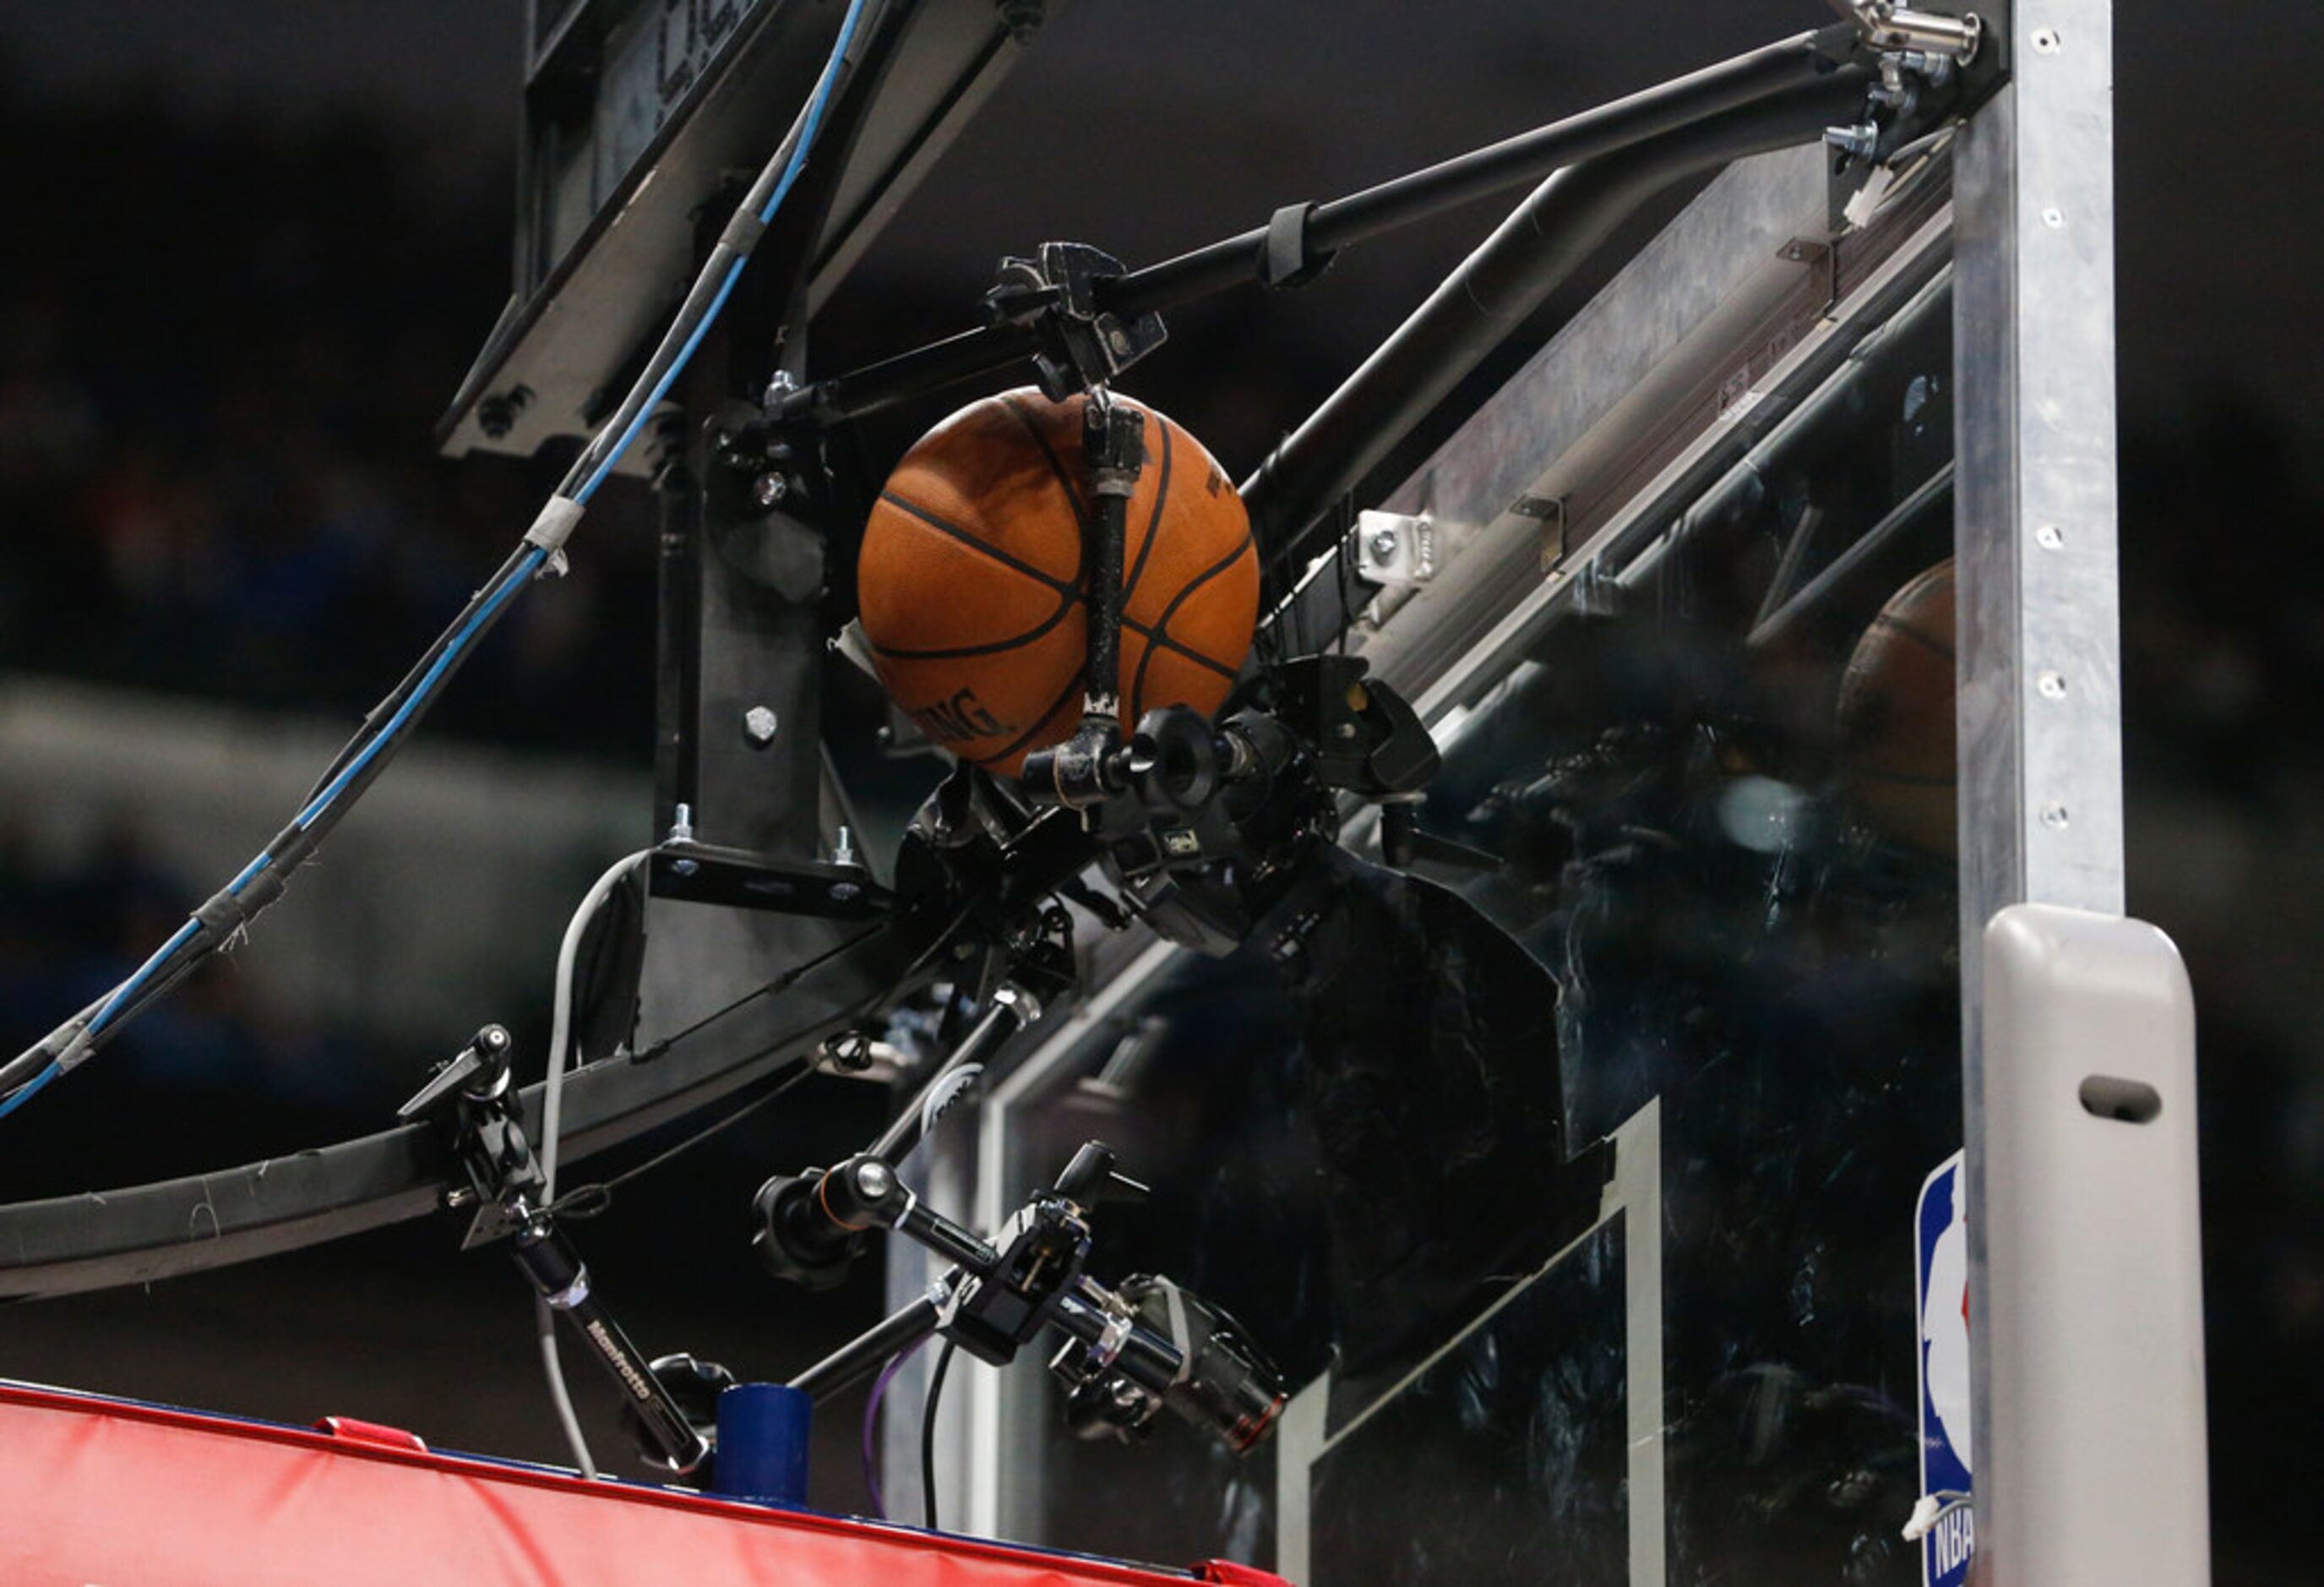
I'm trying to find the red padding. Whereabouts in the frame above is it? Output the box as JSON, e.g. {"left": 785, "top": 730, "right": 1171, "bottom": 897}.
{"left": 313, "top": 1415, "right": 429, "bottom": 1453}
{"left": 0, "top": 1382, "right": 1260, "bottom": 1587}
{"left": 1195, "top": 1561, "right": 1293, "bottom": 1585}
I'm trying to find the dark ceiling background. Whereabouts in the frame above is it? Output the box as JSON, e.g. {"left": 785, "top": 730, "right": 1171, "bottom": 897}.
{"left": 0, "top": 1, "right": 2316, "bottom": 1579}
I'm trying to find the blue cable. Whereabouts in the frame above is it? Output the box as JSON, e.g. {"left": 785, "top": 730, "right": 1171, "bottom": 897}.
{"left": 0, "top": 1061, "right": 60, "bottom": 1120}
{"left": 81, "top": 549, "right": 545, "bottom": 1044}
{"left": 12, "top": 0, "right": 868, "bottom": 1114}
{"left": 84, "top": 854, "right": 274, "bottom": 1038}
{"left": 572, "top": 0, "right": 866, "bottom": 505}
{"left": 86, "top": 919, "right": 202, "bottom": 1039}
{"left": 574, "top": 257, "right": 749, "bottom": 506}
{"left": 295, "top": 545, "right": 548, "bottom": 824}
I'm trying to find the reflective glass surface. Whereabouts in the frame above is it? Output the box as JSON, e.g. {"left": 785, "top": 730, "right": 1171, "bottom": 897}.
{"left": 989, "top": 287, "right": 1962, "bottom": 1585}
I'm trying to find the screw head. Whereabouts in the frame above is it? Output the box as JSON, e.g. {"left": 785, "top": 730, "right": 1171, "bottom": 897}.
{"left": 752, "top": 472, "right": 789, "bottom": 508}
{"left": 2032, "top": 27, "right": 2061, "bottom": 52}
{"left": 2036, "top": 523, "right": 2065, "bottom": 550}
{"left": 830, "top": 881, "right": 863, "bottom": 903}
{"left": 854, "top": 1160, "right": 895, "bottom": 1200}
{"left": 1368, "top": 528, "right": 1399, "bottom": 559}
{"left": 2037, "top": 671, "right": 2068, "bottom": 700}
{"left": 2039, "top": 802, "right": 2071, "bottom": 829}
{"left": 2041, "top": 207, "right": 2065, "bottom": 229}
{"left": 670, "top": 858, "right": 699, "bottom": 877}
{"left": 743, "top": 706, "right": 781, "bottom": 746}
{"left": 824, "top": 1032, "right": 874, "bottom": 1071}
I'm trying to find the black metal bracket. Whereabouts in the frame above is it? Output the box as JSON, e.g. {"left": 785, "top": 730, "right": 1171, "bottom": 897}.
{"left": 1260, "top": 201, "right": 1336, "bottom": 290}
{"left": 649, "top": 838, "right": 889, "bottom": 920}
{"left": 398, "top": 1025, "right": 714, "bottom": 1475}
{"left": 760, "top": 1137, "right": 1283, "bottom": 1451}
{"left": 983, "top": 242, "right": 1168, "bottom": 403}
{"left": 1823, "top": 0, "right": 2010, "bottom": 171}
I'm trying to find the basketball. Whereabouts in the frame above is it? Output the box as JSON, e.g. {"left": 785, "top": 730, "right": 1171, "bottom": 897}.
{"left": 857, "top": 388, "right": 1258, "bottom": 775}
{"left": 1836, "top": 559, "right": 1956, "bottom": 855}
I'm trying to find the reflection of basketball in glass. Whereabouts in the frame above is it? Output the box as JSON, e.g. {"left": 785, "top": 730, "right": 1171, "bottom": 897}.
{"left": 857, "top": 389, "right": 1258, "bottom": 776}
{"left": 1837, "top": 559, "right": 1956, "bottom": 855}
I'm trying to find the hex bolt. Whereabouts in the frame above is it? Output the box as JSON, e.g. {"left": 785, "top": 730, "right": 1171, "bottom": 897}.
{"left": 823, "top": 1031, "right": 874, "bottom": 1072}
{"left": 743, "top": 706, "right": 781, "bottom": 747}
{"left": 997, "top": 0, "right": 1047, "bottom": 44}
{"left": 1824, "top": 123, "right": 1880, "bottom": 160}
{"left": 1368, "top": 528, "right": 1400, "bottom": 560}
{"left": 831, "top": 824, "right": 858, "bottom": 867}
{"left": 2036, "top": 524, "right": 2065, "bottom": 550}
{"left": 2037, "top": 672, "right": 2068, "bottom": 700}
{"left": 753, "top": 472, "right": 789, "bottom": 508}
{"left": 476, "top": 384, "right": 533, "bottom": 441}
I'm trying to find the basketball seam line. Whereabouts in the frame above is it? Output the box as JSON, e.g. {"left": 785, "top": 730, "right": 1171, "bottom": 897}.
{"left": 873, "top": 607, "right": 1239, "bottom": 679}
{"left": 1872, "top": 617, "right": 1955, "bottom": 664}
{"left": 1000, "top": 393, "right": 1092, "bottom": 589}
{"left": 865, "top": 579, "right": 1235, "bottom": 677}
{"left": 1124, "top": 614, "right": 1238, "bottom": 682}
{"left": 1130, "top": 532, "right": 1254, "bottom": 719}
{"left": 1858, "top": 769, "right": 1955, "bottom": 788}
{"left": 877, "top": 491, "right": 1074, "bottom": 596}
{"left": 967, "top": 670, "right": 1088, "bottom": 769}
{"left": 868, "top": 596, "right": 1079, "bottom": 660}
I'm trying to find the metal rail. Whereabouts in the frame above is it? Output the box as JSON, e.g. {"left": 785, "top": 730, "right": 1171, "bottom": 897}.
{"left": 776, "top": 25, "right": 1866, "bottom": 426}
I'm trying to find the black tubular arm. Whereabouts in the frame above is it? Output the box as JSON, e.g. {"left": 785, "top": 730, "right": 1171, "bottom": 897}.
{"left": 1241, "top": 72, "right": 1874, "bottom": 590}
{"left": 788, "top": 1294, "right": 944, "bottom": 1403}
{"left": 776, "top": 25, "right": 1864, "bottom": 425}
{"left": 0, "top": 924, "right": 918, "bottom": 1301}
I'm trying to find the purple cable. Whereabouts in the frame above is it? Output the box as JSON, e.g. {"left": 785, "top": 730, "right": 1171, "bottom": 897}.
{"left": 862, "top": 1334, "right": 930, "bottom": 1519}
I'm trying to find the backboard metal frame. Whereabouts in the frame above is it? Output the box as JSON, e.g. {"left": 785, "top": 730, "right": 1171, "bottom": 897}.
{"left": 1952, "top": 1, "right": 2210, "bottom": 1579}
{"left": 957, "top": 137, "right": 1950, "bottom": 1569}
{"left": 954, "top": 2, "right": 2214, "bottom": 1569}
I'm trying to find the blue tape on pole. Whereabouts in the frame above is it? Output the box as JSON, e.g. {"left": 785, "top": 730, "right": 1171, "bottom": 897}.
{"left": 712, "top": 1382, "right": 814, "bottom": 1508}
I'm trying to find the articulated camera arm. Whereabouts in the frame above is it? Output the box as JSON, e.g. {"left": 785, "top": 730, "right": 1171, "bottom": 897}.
{"left": 768, "top": 1141, "right": 1283, "bottom": 1453}
{"left": 398, "top": 1026, "right": 715, "bottom": 1475}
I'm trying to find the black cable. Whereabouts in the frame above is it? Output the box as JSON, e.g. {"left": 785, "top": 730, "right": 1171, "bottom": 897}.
{"left": 3, "top": 1, "right": 892, "bottom": 1114}
{"left": 921, "top": 1339, "right": 957, "bottom": 1532}
{"left": 547, "top": 915, "right": 933, "bottom": 1215}
{"left": 549, "top": 1055, "right": 818, "bottom": 1219}
{"left": 630, "top": 922, "right": 891, "bottom": 1063}
{"left": 297, "top": 541, "right": 541, "bottom": 806}
{"left": 780, "top": 25, "right": 1864, "bottom": 427}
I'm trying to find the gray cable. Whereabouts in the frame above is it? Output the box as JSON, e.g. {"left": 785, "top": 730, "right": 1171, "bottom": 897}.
{"left": 537, "top": 848, "right": 652, "bottom": 1477}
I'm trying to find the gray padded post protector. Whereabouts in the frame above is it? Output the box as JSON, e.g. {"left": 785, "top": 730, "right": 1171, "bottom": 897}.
{"left": 1979, "top": 903, "right": 2209, "bottom": 1584}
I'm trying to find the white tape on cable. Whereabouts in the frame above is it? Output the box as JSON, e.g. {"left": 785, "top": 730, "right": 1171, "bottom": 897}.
{"left": 525, "top": 495, "right": 585, "bottom": 554}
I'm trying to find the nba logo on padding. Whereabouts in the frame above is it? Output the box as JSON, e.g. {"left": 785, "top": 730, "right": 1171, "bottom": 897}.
{"left": 1915, "top": 1151, "right": 1973, "bottom": 1586}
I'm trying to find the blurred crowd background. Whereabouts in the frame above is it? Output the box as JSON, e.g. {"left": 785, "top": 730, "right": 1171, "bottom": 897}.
{"left": 0, "top": 0, "right": 2318, "bottom": 1578}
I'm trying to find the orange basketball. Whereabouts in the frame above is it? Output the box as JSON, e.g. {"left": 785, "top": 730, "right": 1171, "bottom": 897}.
{"left": 1836, "top": 558, "right": 1956, "bottom": 855}
{"left": 857, "top": 388, "right": 1258, "bottom": 775}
